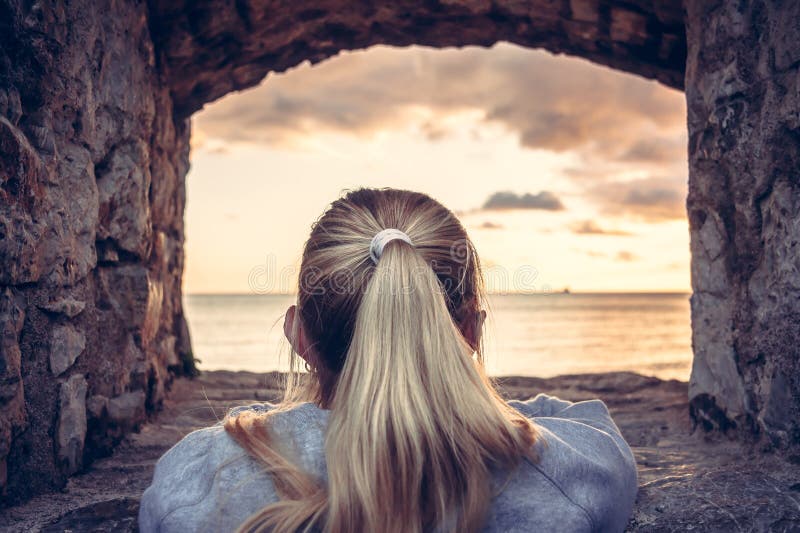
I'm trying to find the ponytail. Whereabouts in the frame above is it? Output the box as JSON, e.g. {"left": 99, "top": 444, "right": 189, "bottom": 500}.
{"left": 325, "top": 240, "right": 537, "bottom": 532}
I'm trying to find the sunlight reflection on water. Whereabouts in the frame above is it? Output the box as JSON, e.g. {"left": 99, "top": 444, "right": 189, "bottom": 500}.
{"left": 185, "top": 293, "right": 692, "bottom": 381}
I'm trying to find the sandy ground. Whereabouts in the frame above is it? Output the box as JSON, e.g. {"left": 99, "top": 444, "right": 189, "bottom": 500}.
{"left": 1, "top": 370, "right": 799, "bottom": 532}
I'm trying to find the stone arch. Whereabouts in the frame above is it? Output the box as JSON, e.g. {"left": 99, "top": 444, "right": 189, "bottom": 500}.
{"left": 149, "top": 1, "right": 686, "bottom": 117}
{"left": 0, "top": 0, "right": 798, "bottom": 505}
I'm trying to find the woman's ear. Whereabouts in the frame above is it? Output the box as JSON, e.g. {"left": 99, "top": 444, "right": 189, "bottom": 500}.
{"left": 284, "top": 304, "right": 311, "bottom": 363}
{"left": 461, "top": 309, "right": 487, "bottom": 351}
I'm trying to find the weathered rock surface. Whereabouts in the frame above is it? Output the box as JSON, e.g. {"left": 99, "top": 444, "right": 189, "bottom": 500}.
{"left": 56, "top": 374, "right": 88, "bottom": 476}
{"left": 49, "top": 325, "right": 86, "bottom": 376}
{"left": 107, "top": 392, "right": 146, "bottom": 425}
{"left": 1, "top": 371, "right": 798, "bottom": 532}
{"left": 0, "top": 0, "right": 192, "bottom": 503}
{"left": 37, "top": 298, "right": 86, "bottom": 319}
{"left": 685, "top": 0, "right": 800, "bottom": 447}
{"left": 96, "top": 141, "right": 153, "bottom": 259}
{"left": 0, "top": 289, "right": 25, "bottom": 493}
{"left": 148, "top": 0, "right": 687, "bottom": 117}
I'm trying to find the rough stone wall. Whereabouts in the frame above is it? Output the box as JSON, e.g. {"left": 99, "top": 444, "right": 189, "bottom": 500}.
{"left": 0, "top": 0, "right": 192, "bottom": 503}
{"left": 149, "top": 0, "right": 687, "bottom": 117}
{"left": 685, "top": 0, "right": 800, "bottom": 447}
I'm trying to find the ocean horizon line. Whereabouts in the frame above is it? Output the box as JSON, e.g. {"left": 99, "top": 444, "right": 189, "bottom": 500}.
{"left": 185, "top": 290, "right": 692, "bottom": 297}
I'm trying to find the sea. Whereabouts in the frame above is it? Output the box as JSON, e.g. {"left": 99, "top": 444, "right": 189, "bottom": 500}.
{"left": 184, "top": 293, "right": 692, "bottom": 382}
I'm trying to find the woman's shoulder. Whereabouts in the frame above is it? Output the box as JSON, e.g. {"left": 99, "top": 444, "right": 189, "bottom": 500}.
{"left": 508, "top": 392, "right": 608, "bottom": 420}
{"left": 138, "top": 401, "right": 329, "bottom": 533}
{"left": 138, "top": 423, "right": 257, "bottom": 531}
{"left": 506, "top": 393, "right": 639, "bottom": 532}
{"left": 508, "top": 393, "right": 628, "bottom": 451}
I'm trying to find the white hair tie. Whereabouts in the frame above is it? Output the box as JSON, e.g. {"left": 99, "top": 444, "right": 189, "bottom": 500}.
{"left": 369, "top": 228, "right": 413, "bottom": 264}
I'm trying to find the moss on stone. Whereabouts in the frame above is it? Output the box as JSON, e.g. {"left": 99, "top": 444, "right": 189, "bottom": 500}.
{"left": 180, "top": 350, "right": 201, "bottom": 378}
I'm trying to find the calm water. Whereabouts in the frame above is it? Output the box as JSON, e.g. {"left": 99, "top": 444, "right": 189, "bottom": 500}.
{"left": 185, "top": 293, "right": 692, "bottom": 381}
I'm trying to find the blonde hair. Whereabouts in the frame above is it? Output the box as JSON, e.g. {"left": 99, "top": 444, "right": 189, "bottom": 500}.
{"left": 225, "top": 188, "right": 541, "bottom": 533}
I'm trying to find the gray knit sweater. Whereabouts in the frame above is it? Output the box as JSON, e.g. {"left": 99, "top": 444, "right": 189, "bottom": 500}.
{"left": 139, "top": 393, "right": 638, "bottom": 532}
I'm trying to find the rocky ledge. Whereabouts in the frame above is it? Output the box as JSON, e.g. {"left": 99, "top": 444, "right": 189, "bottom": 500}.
{"left": 1, "top": 370, "right": 798, "bottom": 532}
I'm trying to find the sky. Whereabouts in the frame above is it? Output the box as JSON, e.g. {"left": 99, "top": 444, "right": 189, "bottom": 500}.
{"left": 184, "top": 42, "right": 690, "bottom": 295}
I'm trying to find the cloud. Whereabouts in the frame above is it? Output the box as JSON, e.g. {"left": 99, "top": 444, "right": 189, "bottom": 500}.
{"left": 589, "top": 176, "right": 687, "bottom": 221}
{"left": 207, "top": 144, "right": 230, "bottom": 155}
{"left": 617, "top": 137, "right": 686, "bottom": 164}
{"left": 482, "top": 191, "right": 564, "bottom": 211}
{"left": 194, "top": 42, "right": 686, "bottom": 166}
{"left": 616, "top": 251, "right": 638, "bottom": 262}
{"left": 575, "top": 249, "right": 637, "bottom": 260}
{"left": 571, "top": 220, "right": 632, "bottom": 235}
{"left": 476, "top": 220, "right": 504, "bottom": 229}
{"left": 581, "top": 250, "right": 608, "bottom": 258}
{"left": 191, "top": 42, "right": 689, "bottom": 225}
{"left": 420, "top": 119, "right": 450, "bottom": 142}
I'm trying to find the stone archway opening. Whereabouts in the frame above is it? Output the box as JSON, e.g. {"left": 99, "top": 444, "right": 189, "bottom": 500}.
{"left": 182, "top": 40, "right": 692, "bottom": 381}
{"left": 1, "top": 0, "right": 798, "bottom": 509}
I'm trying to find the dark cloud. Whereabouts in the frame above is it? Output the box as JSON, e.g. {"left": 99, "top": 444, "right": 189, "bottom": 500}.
{"left": 590, "top": 176, "right": 687, "bottom": 221}
{"left": 483, "top": 191, "right": 564, "bottom": 211}
{"left": 571, "top": 220, "right": 632, "bottom": 235}
{"left": 207, "top": 145, "right": 230, "bottom": 155}
{"left": 616, "top": 251, "right": 638, "bottom": 262}
{"left": 625, "top": 187, "right": 682, "bottom": 208}
{"left": 561, "top": 165, "right": 617, "bottom": 183}
{"left": 617, "top": 137, "right": 686, "bottom": 164}
{"left": 420, "top": 120, "right": 450, "bottom": 142}
{"left": 476, "top": 221, "right": 504, "bottom": 229}
{"left": 194, "top": 42, "right": 685, "bottom": 164}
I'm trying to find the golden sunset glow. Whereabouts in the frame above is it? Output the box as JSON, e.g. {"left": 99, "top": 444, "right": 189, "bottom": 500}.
{"left": 184, "top": 42, "right": 689, "bottom": 294}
